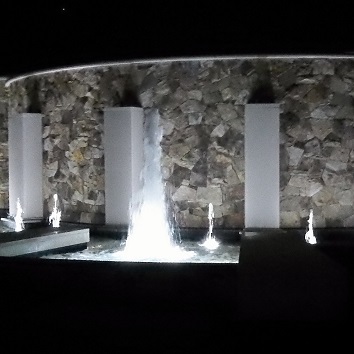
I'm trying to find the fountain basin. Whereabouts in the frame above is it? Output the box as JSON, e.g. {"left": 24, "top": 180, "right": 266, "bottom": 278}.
{"left": 1, "top": 221, "right": 240, "bottom": 262}
{"left": 40, "top": 226, "right": 241, "bottom": 263}
{"left": 0, "top": 224, "right": 90, "bottom": 257}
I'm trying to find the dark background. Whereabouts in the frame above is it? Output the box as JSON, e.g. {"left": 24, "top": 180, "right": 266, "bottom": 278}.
{"left": 2, "top": 3, "right": 354, "bottom": 347}
{"left": 2, "top": 2, "right": 354, "bottom": 77}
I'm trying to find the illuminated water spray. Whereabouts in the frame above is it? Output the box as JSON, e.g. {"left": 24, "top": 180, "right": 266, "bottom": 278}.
{"left": 14, "top": 198, "right": 24, "bottom": 232}
{"left": 200, "top": 203, "right": 219, "bottom": 250}
{"left": 123, "top": 108, "right": 193, "bottom": 262}
{"left": 305, "top": 209, "right": 317, "bottom": 244}
{"left": 49, "top": 193, "right": 61, "bottom": 228}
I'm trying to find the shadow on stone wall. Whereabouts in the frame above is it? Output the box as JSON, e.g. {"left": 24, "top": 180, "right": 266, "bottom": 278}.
{"left": 248, "top": 62, "right": 275, "bottom": 103}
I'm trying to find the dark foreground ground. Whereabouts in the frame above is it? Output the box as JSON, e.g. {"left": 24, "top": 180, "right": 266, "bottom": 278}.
{"left": 1, "top": 228, "right": 354, "bottom": 350}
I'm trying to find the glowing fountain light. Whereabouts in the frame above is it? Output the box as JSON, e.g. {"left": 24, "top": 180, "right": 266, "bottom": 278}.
{"left": 121, "top": 108, "right": 194, "bottom": 262}
{"left": 49, "top": 193, "right": 61, "bottom": 228}
{"left": 200, "top": 203, "right": 219, "bottom": 250}
{"left": 14, "top": 198, "right": 24, "bottom": 232}
{"left": 305, "top": 208, "right": 317, "bottom": 245}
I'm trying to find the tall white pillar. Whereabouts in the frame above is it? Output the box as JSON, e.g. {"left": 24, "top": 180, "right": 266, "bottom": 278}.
{"left": 8, "top": 113, "right": 43, "bottom": 220}
{"left": 245, "top": 104, "right": 280, "bottom": 229}
{"left": 103, "top": 107, "right": 144, "bottom": 226}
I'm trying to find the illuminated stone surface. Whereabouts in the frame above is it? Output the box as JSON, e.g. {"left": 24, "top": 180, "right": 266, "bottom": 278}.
{"left": 2, "top": 58, "right": 354, "bottom": 227}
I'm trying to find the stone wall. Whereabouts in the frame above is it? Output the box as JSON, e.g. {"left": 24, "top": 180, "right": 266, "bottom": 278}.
{"left": 0, "top": 78, "right": 8, "bottom": 211}
{"left": 6, "top": 57, "right": 354, "bottom": 228}
{"left": 279, "top": 59, "right": 354, "bottom": 228}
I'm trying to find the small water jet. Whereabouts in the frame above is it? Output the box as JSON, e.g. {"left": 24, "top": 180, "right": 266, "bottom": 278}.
{"left": 200, "top": 203, "right": 219, "bottom": 250}
{"left": 49, "top": 193, "right": 61, "bottom": 228}
{"left": 14, "top": 198, "right": 24, "bottom": 232}
{"left": 305, "top": 209, "right": 317, "bottom": 245}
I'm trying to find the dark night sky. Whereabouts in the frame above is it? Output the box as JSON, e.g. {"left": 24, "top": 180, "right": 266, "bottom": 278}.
{"left": 2, "top": 2, "right": 354, "bottom": 77}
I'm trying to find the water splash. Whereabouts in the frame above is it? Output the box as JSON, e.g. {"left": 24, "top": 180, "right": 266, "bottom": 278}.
{"left": 49, "top": 193, "right": 61, "bottom": 228}
{"left": 200, "top": 203, "right": 219, "bottom": 250}
{"left": 305, "top": 209, "right": 317, "bottom": 245}
{"left": 14, "top": 198, "right": 24, "bottom": 232}
{"left": 122, "top": 108, "right": 194, "bottom": 262}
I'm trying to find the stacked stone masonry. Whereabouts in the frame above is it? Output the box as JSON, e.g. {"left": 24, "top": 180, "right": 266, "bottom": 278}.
{"left": 1, "top": 57, "right": 354, "bottom": 228}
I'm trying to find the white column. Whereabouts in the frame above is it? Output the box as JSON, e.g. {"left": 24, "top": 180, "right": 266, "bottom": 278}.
{"left": 8, "top": 113, "right": 43, "bottom": 220}
{"left": 245, "top": 104, "right": 280, "bottom": 229}
{"left": 103, "top": 107, "right": 144, "bottom": 226}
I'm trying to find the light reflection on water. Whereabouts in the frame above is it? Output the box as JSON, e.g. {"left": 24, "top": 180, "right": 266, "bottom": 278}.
{"left": 41, "top": 236, "right": 240, "bottom": 264}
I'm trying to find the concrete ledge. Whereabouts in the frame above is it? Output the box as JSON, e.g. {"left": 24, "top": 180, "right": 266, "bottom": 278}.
{"left": 0, "top": 226, "right": 90, "bottom": 257}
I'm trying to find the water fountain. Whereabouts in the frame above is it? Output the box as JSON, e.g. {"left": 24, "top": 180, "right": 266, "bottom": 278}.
{"left": 122, "top": 108, "right": 194, "bottom": 262}
{"left": 35, "top": 109, "right": 240, "bottom": 263}
{"left": 14, "top": 198, "right": 24, "bottom": 232}
{"left": 200, "top": 203, "right": 219, "bottom": 250}
{"left": 305, "top": 209, "right": 317, "bottom": 245}
{"left": 38, "top": 110, "right": 240, "bottom": 263}
{"left": 49, "top": 193, "right": 61, "bottom": 228}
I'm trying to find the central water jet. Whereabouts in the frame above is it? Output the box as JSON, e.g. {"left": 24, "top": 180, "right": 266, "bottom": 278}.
{"left": 123, "top": 108, "right": 193, "bottom": 262}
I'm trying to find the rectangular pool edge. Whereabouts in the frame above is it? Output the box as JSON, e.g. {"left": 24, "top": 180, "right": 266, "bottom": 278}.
{"left": 0, "top": 226, "right": 90, "bottom": 257}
